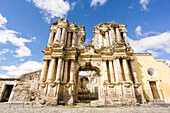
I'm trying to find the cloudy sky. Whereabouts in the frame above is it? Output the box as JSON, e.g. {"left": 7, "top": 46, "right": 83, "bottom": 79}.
{"left": 0, "top": 0, "right": 170, "bottom": 78}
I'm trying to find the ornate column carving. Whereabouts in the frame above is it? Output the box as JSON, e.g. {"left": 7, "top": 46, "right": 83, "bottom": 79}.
{"left": 113, "top": 58, "right": 123, "bottom": 82}
{"left": 69, "top": 60, "right": 75, "bottom": 83}
{"left": 109, "top": 60, "right": 115, "bottom": 83}
{"left": 54, "top": 28, "right": 61, "bottom": 43}
{"left": 122, "top": 59, "right": 131, "bottom": 82}
{"left": 115, "top": 27, "right": 121, "bottom": 43}
{"left": 130, "top": 59, "right": 139, "bottom": 83}
{"left": 72, "top": 31, "right": 77, "bottom": 47}
{"left": 47, "top": 30, "right": 54, "bottom": 47}
{"left": 40, "top": 60, "right": 48, "bottom": 83}
{"left": 55, "top": 57, "right": 63, "bottom": 83}
{"left": 123, "top": 32, "right": 130, "bottom": 47}
{"left": 61, "top": 27, "right": 67, "bottom": 45}
{"left": 63, "top": 60, "right": 68, "bottom": 83}
{"left": 105, "top": 32, "right": 110, "bottom": 47}
{"left": 109, "top": 28, "right": 116, "bottom": 45}
{"left": 46, "top": 58, "right": 56, "bottom": 82}
{"left": 113, "top": 59, "right": 119, "bottom": 82}
{"left": 102, "top": 60, "right": 108, "bottom": 83}
{"left": 67, "top": 32, "right": 71, "bottom": 47}
{"left": 98, "top": 33, "right": 103, "bottom": 47}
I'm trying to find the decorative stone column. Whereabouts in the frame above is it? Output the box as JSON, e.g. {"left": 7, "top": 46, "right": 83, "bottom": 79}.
{"left": 98, "top": 33, "right": 103, "bottom": 47}
{"left": 114, "top": 58, "right": 123, "bottom": 82}
{"left": 113, "top": 59, "right": 119, "bottom": 82}
{"left": 69, "top": 60, "right": 75, "bottom": 83}
{"left": 55, "top": 57, "right": 63, "bottom": 83}
{"left": 72, "top": 31, "right": 77, "bottom": 47}
{"left": 102, "top": 60, "right": 108, "bottom": 83}
{"left": 47, "top": 30, "right": 55, "bottom": 47}
{"left": 123, "top": 31, "right": 130, "bottom": 47}
{"left": 63, "top": 60, "right": 68, "bottom": 83}
{"left": 67, "top": 32, "right": 71, "bottom": 47}
{"left": 46, "top": 58, "right": 56, "bottom": 82}
{"left": 122, "top": 59, "right": 131, "bottom": 82}
{"left": 54, "top": 28, "right": 61, "bottom": 43}
{"left": 61, "top": 27, "right": 67, "bottom": 45}
{"left": 115, "top": 27, "right": 121, "bottom": 43}
{"left": 109, "top": 60, "right": 115, "bottom": 83}
{"left": 40, "top": 60, "right": 48, "bottom": 83}
{"left": 130, "top": 59, "right": 139, "bottom": 83}
{"left": 109, "top": 28, "right": 116, "bottom": 45}
{"left": 105, "top": 32, "right": 110, "bottom": 47}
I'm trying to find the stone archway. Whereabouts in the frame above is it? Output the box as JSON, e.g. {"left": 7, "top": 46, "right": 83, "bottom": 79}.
{"left": 75, "top": 62, "right": 101, "bottom": 103}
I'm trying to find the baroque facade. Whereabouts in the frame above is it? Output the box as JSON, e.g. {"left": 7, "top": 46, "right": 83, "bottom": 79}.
{"left": 1, "top": 19, "right": 170, "bottom": 106}
{"left": 38, "top": 19, "right": 145, "bottom": 105}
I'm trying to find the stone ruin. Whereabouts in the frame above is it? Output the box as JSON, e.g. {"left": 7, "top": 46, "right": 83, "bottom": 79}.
{"left": 0, "top": 19, "right": 146, "bottom": 106}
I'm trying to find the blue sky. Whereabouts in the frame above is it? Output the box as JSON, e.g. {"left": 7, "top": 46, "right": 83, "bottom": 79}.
{"left": 0, "top": 0, "right": 170, "bottom": 77}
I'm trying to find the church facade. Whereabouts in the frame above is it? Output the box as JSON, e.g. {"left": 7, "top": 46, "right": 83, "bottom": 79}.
{"left": 38, "top": 19, "right": 146, "bottom": 105}
{"left": 0, "top": 19, "right": 170, "bottom": 106}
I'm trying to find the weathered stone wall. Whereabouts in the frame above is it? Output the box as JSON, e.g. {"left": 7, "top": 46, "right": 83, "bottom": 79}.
{"left": 0, "top": 78, "right": 19, "bottom": 102}
{"left": 9, "top": 70, "right": 41, "bottom": 103}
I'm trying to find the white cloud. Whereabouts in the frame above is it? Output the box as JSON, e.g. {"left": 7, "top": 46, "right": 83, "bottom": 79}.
{"left": 135, "top": 25, "right": 160, "bottom": 38}
{"left": 139, "top": 0, "right": 150, "bottom": 11}
{"left": 0, "top": 13, "right": 32, "bottom": 57}
{"left": 1, "top": 61, "right": 43, "bottom": 77}
{"left": 166, "top": 60, "right": 170, "bottom": 66}
{"left": 27, "top": 0, "right": 76, "bottom": 23}
{"left": 0, "top": 13, "right": 7, "bottom": 28}
{"left": 129, "top": 31, "right": 170, "bottom": 56}
{"left": 135, "top": 25, "right": 142, "bottom": 37}
{"left": 90, "top": 0, "right": 108, "bottom": 7}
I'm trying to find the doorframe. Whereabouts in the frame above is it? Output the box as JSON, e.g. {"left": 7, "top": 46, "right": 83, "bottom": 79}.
{"left": 0, "top": 83, "right": 15, "bottom": 102}
{"left": 149, "top": 81, "right": 163, "bottom": 100}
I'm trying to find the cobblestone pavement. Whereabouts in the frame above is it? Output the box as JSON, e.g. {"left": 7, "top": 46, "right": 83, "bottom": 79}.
{"left": 0, "top": 103, "right": 170, "bottom": 113}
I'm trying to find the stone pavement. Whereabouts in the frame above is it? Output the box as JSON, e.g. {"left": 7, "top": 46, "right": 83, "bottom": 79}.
{"left": 0, "top": 103, "right": 170, "bottom": 113}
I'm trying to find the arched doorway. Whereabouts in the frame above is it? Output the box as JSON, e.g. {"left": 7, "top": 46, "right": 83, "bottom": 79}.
{"left": 75, "top": 62, "right": 101, "bottom": 103}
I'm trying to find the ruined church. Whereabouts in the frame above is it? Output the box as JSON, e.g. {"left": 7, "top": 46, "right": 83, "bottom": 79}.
{"left": 0, "top": 19, "right": 170, "bottom": 106}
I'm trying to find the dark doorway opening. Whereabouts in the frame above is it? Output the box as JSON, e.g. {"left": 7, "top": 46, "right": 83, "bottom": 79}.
{"left": 1, "top": 85, "right": 14, "bottom": 102}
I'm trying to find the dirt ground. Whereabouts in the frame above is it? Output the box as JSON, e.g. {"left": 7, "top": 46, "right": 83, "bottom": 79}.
{"left": 0, "top": 103, "right": 170, "bottom": 113}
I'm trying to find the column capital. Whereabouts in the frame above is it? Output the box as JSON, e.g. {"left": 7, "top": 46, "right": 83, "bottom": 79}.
{"left": 120, "top": 29, "right": 127, "bottom": 33}
{"left": 49, "top": 29, "right": 56, "bottom": 33}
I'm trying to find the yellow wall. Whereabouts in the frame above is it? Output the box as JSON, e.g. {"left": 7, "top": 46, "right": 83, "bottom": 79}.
{"left": 133, "top": 54, "right": 170, "bottom": 103}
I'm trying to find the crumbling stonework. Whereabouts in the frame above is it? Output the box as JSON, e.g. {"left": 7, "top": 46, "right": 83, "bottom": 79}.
{"left": 37, "top": 19, "right": 146, "bottom": 106}
{"left": 8, "top": 70, "right": 41, "bottom": 103}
